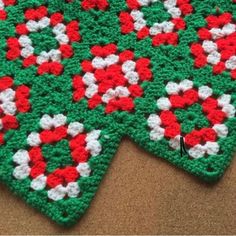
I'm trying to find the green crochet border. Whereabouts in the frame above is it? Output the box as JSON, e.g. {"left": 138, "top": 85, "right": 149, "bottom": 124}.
{"left": 0, "top": 0, "right": 236, "bottom": 226}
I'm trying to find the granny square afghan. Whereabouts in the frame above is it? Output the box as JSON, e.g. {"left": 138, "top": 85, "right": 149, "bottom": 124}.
{"left": 0, "top": 0, "right": 236, "bottom": 226}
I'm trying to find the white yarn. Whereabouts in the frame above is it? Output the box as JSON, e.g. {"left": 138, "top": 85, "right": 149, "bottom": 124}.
{"left": 12, "top": 150, "right": 30, "bottom": 165}
{"left": 53, "top": 114, "right": 67, "bottom": 127}
{"left": 122, "top": 60, "right": 136, "bottom": 73}
{"left": 0, "top": 0, "right": 4, "bottom": 9}
{"left": 202, "top": 40, "right": 217, "bottom": 53}
{"left": 225, "top": 56, "right": 236, "bottom": 70}
{"left": 92, "top": 56, "right": 107, "bottom": 69}
{"left": 1, "top": 101, "right": 17, "bottom": 115}
{"left": 85, "top": 84, "right": 98, "bottom": 98}
{"left": 156, "top": 97, "right": 171, "bottom": 110}
{"left": 207, "top": 51, "right": 221, "bottom": 65}
{"left": 0, "top": 88, "right": 15, "bottom": 102}
{"left": 198, "top": 86, "right": 213, "bottom": 100}
{"left": 222, "top": 104, "right": 236, "bottom": 118}
{"left": 169, "top": 135, "right": 181, "bottom": 149}
{"left": 76, "top": 162, "right": 91, "bottom": 177}
{"left": 83, "top": 72, "right": 96, "bottom": 85}
{"left": 40, "top": 114, "right": 54, "bottom": 130}
{"left": 67, "top": 122, "right": 84, "bottom": 137}
{"left": 67, "top": 182, "right": 80, "bottom": 198}
{"left": 147, "top": 114, "right": 161, "bottom": 128}
{"left": 150, "top": 127, "right": 165, "bottom": 141}
{"left": 52, "top": 23, "right": 66, "bottom": 35}
{"left": 48, "top": 184, "right": 67, "bottom": 201}
{"left": 27, "top": 132, "right": 41, "bottom": 147}
{"left": 213, "top": 124, "right": 228, "bottom": 137}
{"left": 165, "top": 81, "right": 180, "bottom": 95}
{"left": 125, "top": 71, "right": 140, "bottom": 84}
{"left": 188, "top": 144, "right": 206, "bottom": 159}
{"left": 13, "top": 164, "right": 31, "bottom": 180}
{"left": 179, "top": 79, "right": 194, "bottom": 92}
{"left": 217, "top": 94, "right": 231, "bottom": 107}
{"left": 31, "top": 174, "right": 47, "bottom": 191}
{"left": 105, "top": 54, "right": 119, "bottom": 66}
{"left": 38, "top": 17, "right": 50, "bottom": 29}
{"left": 205, "top": 141, "right": 219, "bottom": 155}
{"left": 55, "top": 33, "right": 69, "bottom": 44}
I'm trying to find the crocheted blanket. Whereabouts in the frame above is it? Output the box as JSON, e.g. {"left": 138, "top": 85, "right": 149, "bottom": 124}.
{"left": 0, "top": 0, "right": 236, "bottom": 226}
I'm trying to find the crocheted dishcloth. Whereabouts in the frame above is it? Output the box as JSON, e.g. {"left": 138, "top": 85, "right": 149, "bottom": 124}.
{"left": 0, "top": 0, "right": 236, "bottom": 226}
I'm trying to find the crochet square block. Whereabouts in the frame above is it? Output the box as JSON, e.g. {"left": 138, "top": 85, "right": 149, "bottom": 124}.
{"left": 0, "top": 0, "right": 236, "bottom": 226}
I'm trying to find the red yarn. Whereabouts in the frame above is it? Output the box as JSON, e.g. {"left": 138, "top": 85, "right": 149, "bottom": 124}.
{"left": 198, "top": 28, "right": 212, "bottom": 40}
{"left": 0, "top": 10, "right": 7, "bottom": 20}
{"left": 160, "top": 110, "right": 177, "bottom": 126}
{"left": 119, "top": 12, "right": 134, "bottom": 34}
{"left": 190, "top": 43, "right": 204, "bottom": 56}
{"left": 71, "top": 147, "right": 89, "bottom": 163}
{"left": 202, "top": 97, "right": 218, "bottom": 113}
{"left": 185, "top": 130, "right": 201, "bottom": 147}
{"left": 69, "top": 134, "right": 87, "bottom": 150}
{"left": 200, "top": 128, "right": 217, "bottom": 142}
{"left": 16, "top": 99, "right": 31, "bottom": 112}
{"left": 137, "top": 27, "right": 149, "bottom": 39}
{"left": 7, "top": 37, "right": 20, "bottom": 48}
{"left": 81, "top": 0, "right": 109, "bottom": 10}
{"left": 194, "top": 55, "right": 207, "bottom": 68}
{"left": 16, "top": 24, "right": 29, "bottom": 34}
{"left": 63, "top": 167, "right": 79, "bottom": 183}
{"left": 218, "top": 12, "right": 232, "bottom": 25}
{"left": 169, "top": 95, "right": 186, "bottom": 108}
{"left": 49, "top": 62, "right": 64, "bottom": 76}
{"left": 128, "top": 84, "right": 143, "bottom": 97}
{"left": 6, "top": 48, "right": 20, "bottom": 60}
{"left": 29, "top": 147, "right": 44, "bottom": 163}
{"left": 53, "top": 126, "right": 68, "bottom": 142}
{"left": 213, "top": 62, "right": 226, "bottom": 74}
{"left": 178, "top": 3, "right": 193, "bottom": 15}
{"left": 2, "top": 115, "right": 19, "bottom": 130}
{"left": 23, "top": 55, "right": 37, "bottom": 67}
{"left": 30, "top": 161, "right": 46, "bottom": 178}
{"left": 47, "top": 172, "right": 63, "bottom": 188}
{"left": 50, "top": 13, "right": 63, "bottom": 26}
{"left": 172, "top": 18, "right": 186, "bottom": 30}
{"left": 231, "top": 69, "right": 236, "bottom": 80}
{"left": 183, "top": 89, "right": 198, "bottom": 105}
{"left": 206, "top": 15, "right": 220, "bottom": 28}
{"left": 0, "top": 76, "right": 13, "bottom": 90}
{"left": 164, "top": 123, "right": 181, "bottom": 139}
{"left": 81, "top": 60, "right": 94, "bottom": 72}
{"left": 126, "top": 0, "right": 140, "bottom": 9}
{"left": 3, "top": 0, "right": 16, "bottom": 5}
{"left": 119, "top": 50, "right": 134, "bottom": 62}
{"left": 40, "top": 130, "right": 55, "bottom": 143}
{"left": 207, "top": 110, "right": 226, "bottom": 124}
{"left": 59, "top": 45, "right": 73, "bottom": 58}
{"left": 88, "top": 95, "right": 102, "bottom": 109}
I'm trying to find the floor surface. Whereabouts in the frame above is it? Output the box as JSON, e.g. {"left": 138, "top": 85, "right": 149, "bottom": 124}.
{"left": 0, "top": 138, "right": 236, "bottom": 235}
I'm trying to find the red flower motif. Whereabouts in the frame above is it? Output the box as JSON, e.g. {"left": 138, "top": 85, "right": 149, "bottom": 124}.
{"left": 6, "top": 5, "right": 81, "bottom": 76}
{"left": 147, "top": 80, "right": 235, "bottom": 159}
{"left": 12, "top": 114, "right": 102, "bottom": 201}
{"left": 119, "top": 0, "right": 193, "bottom": 46}
{"left": 81, "top": 0, "right": 109, "bottom": 10}
{"left": 0, "top": 76, "right": 31, "bottom": 145}
{"left": 73, "top": 44, "right": 153, "bottom": 113}
{"left": 0, "top": 0, "right": 16, "bottom": 20}
{"left": 190, "top": 12, "right": 236, "bottom": 79}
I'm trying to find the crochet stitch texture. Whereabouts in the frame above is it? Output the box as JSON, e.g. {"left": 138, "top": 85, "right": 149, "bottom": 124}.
{"left": 0, "top": 0, "right": 236, "bottom": 226}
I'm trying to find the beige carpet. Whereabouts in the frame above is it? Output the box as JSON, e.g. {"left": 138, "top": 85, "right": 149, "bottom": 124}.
{"left": 0, "top": 138, "right": 236, "bottom": 235}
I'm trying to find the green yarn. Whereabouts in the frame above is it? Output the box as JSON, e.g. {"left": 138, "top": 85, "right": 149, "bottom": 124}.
{"left": 0, "top": 0, "right": 235, "bottom": 226}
